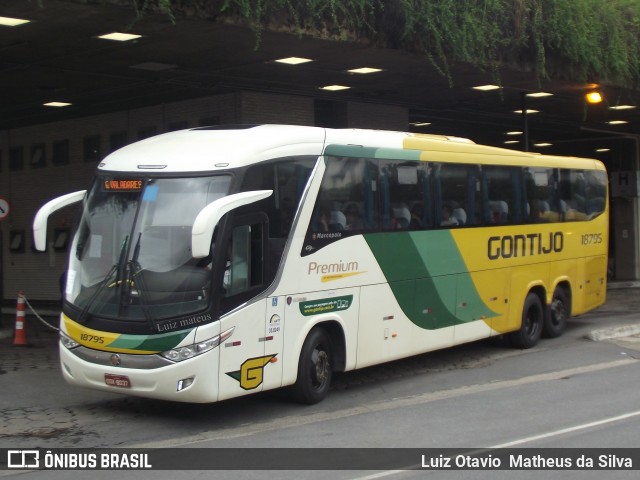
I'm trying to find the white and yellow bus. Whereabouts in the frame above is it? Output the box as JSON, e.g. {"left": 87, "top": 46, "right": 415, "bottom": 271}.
{"left": 33, "top": 125, "right": 608, "bottom": 404}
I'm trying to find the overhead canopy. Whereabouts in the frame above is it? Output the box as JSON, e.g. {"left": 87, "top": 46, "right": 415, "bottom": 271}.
{"left": 1, "top": 0, "right": 639, "bottom": 158}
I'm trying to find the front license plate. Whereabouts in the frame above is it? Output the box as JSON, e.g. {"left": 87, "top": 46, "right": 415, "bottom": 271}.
{"left": 104, "top": 374, "right": 131, "bottom": 388}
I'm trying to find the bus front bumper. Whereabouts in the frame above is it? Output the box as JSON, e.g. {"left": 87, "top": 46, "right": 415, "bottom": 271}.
{"left": 59, "top": 341, "right": 220, "bottom": 403}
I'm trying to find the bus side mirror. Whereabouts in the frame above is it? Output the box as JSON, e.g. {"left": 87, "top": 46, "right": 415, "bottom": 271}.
{"left": 191, "top": 190, "right": 272, "bottom": 258}
{"left": 33, "top": 190, "right": 86, "bottom": 251}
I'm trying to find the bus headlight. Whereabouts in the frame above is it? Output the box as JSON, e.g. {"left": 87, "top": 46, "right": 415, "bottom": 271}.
{"left": 160, "top": 327, "right": 234, "bottom": 363}
{"left": 60, "top": 331, "right": 80, "bottom": 350}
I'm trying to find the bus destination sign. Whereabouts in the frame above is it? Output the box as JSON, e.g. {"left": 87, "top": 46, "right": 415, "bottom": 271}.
{"left": 102, "top": 179, "right": 143, "bottom": 192}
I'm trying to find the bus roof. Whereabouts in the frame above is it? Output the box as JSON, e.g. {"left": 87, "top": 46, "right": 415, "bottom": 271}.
{"left": 97, "top": 124, "right": 605, "bottom": 173}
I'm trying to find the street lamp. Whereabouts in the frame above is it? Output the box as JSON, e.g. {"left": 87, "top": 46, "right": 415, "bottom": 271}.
{"left": 586, "top": 91, "right": 603, "bottom": 104}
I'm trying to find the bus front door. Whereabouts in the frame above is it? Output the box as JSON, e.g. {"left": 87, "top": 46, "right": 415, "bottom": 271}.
{"left": 217, "top": 220, "right": 276, "bottom": 400}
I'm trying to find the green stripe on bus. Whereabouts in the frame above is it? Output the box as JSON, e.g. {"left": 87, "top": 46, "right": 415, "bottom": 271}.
{"left": 324, "top": 144, "right": 422, "bottom": 161}
{"left": 375, "top": 148, "right": 422, "bottom": 160}
{"left": 324, "top": 145, "right": 378, "bottom": 158}
{"left": 363, "top": 231, "right": 496, "bottom": 329}
{"left": 109, "top": 330, "right": 192, "bottom": 352}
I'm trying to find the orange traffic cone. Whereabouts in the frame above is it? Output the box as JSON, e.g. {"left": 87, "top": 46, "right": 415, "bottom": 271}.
{"left": 13, "top": 291, "right": 27, "bottom": 346}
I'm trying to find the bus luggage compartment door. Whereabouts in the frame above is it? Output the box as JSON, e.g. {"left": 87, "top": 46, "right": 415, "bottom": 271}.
{"left": 579, "top": 255, "right": 607, "bottom": 311}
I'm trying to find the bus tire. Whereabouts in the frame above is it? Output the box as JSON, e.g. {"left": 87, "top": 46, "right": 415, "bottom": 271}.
{"left": 291, "top": 328, "right": 333, "bottom": 405}
{"left": 509, "top": 292, "right": 543, "bottom": 349}
{"left": 544, "top": 287, "right": 569, "bottom": 338}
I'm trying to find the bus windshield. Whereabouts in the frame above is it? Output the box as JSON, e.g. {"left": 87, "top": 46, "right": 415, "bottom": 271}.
{"left": 66, "top": 174, "right": 232, "bottom": 322}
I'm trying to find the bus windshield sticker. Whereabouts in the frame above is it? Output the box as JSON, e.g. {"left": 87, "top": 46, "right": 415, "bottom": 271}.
{"left": 142, "top": 184, "right": 159, "bottom": 201}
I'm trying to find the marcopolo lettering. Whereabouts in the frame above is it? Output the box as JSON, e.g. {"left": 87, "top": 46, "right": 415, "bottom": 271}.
{"left": 488, "top": 232, "right": 563, "bottom": 260}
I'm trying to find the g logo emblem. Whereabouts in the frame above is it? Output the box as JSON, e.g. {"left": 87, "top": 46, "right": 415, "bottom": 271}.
{"left": 226, "top": 354, "right": 276, "bottom": 390}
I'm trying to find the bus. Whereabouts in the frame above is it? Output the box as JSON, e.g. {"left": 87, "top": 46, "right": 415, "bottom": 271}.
{"left": 33, "top": 125, "right": 608, "bottom": 404}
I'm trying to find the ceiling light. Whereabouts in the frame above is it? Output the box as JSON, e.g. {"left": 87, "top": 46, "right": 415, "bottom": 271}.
{"left": 585, "top": 91, "right": 603, "bottom": 104}
{"left": 534, "top": 143, "right": 552, "bottom": 147}
{"left": 596, "top": 148, "right": 611, "bottom": 152}
{"left": 98, "top": 32, "right": 142, "bottom": 42}
{"left": 514, "top": 109, "right": 539, "bottom": 114}
{"left": 506, "top": 131, "right": 523, "bottom": 135}
{"left": 526, "top": 92, "right": 553, "bottom": 98}
{"left": 43, "top": 102, "right": 72, "bottom": 107}
{"left": 348, "top": 67, "right": 382, "bottom": 74}
{"left": 320, "top": 85, "right": 351, "bottom": 91}
{"left": 275, "top": 57, "right": 312, "bottom": 65}
{"left": 607, "top": 120, "right": 628, "bottom": 125}
{"left": 0, "top": 16, "right": 30, "bottom": 26}
{"left": 609, "top": 105, "right": 636, "bottom": 110}
{"left": 473, "top": 85, "right": 501, "bottom": 91}
{"left": 504, "top": 140, "right": 519, "bottom": 144}
{"left": 411, "top": 122, "right": 432, "bottom": 127}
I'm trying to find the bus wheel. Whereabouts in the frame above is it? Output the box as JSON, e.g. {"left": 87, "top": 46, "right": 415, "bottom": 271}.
{"left": 544, "top": 287, "right": 569, "bottom": 338}
{"left": 509, "top": 293, "right": 543, "bottom": 349}
{"left": 292, "top": 328, "right": 333, "bottom": 405}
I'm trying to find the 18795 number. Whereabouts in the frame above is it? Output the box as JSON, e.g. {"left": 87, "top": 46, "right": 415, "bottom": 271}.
{"left": 581, "top": 233, "right": 603, "bottom": 245}
{"left": 80, "top": 333, "right": 105, "bottom": 344}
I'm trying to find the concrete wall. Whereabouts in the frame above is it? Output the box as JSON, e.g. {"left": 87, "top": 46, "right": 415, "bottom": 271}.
{"left": 347, "top": 102, "right": 407, "bottom": 130}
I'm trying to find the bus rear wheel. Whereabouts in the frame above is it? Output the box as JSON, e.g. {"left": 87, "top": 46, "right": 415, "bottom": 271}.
{"left": 544, "top": 287, "right": 569, "bottom": 338}
{"left": 292, "top": 328, "right": 333, "bottom": 405}
{"left": 509, "top": 292, "right": 543, "bottom": 349}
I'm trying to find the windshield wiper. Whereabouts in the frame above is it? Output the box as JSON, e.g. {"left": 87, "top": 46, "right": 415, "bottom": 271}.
{"left": 114, "top": 235, "right": 129, "bottom": 291}
{"left": 119, "top": 232, "right": 140, "bottom": 309}
{"left": 77, "top": 235, "right": 128, "bottom": 324}
{"left": 118, "top": 232, "right": 156, "bottom": 330}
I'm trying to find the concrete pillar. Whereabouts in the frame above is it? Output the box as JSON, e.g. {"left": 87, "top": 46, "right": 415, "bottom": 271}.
{"left": 612, "top": 196, "right": 640, "bottom": 280}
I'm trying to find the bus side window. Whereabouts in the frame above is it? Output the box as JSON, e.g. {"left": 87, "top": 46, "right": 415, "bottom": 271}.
{"left": 240, "top": 157, "right": 315, "bottom": 238}
{"left": 560, "top": 169, "right": 589, "bottom": 221}
{"left": 510, "top": 168, "right": 525, "bottom": 223}
{"left": 309, "top": 156, "right": 378, "bottom": 235}
{"left": 524, "top": 168, "right": 540, "bottom": 222}
{"left": 390, "top": 162, "right": 431, "bottom": 230}
{"left": 435, "top": 163, "right": 478, "bottom": 228}
{"left": 585, "top": 170, "right": 607, "bottom": 218}
{"left": 483, "top": 166, "right": 522, "bottom": 225}
{"left": 225, "top": 223, "right": 264, "bottom": 297}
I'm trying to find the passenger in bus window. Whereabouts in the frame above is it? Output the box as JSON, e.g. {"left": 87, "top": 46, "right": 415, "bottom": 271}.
{"left": 345, "top": 203, "right": 364, "bottom": 230}
{"left": 440, "top": 205, "right": 459, "bottom": 227}
{"left": 317, "top": 208, "right": 330, "bottom": 231}
{"left": 329, "top": 210, "right": 346, "bottom": 231}
{"left": 392, "top": 206, "right": 411, "bottom": 229}
{"left": 410, "top": 204, "right": 423, "bottom": 229}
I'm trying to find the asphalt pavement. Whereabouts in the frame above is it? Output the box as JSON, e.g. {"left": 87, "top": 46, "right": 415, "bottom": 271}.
{"left": 0, "top": 283, "right": 639, "bottom": 470}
